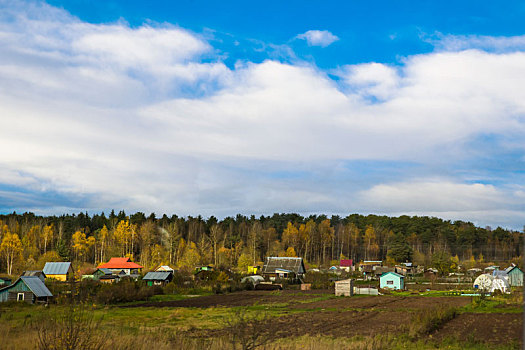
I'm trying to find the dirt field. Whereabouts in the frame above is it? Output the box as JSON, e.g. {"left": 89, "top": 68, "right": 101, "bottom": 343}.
{"left": 126, "top": 290, "right": 523, "bottom": 346}
{"left": 433, "top": 312, "right": 523, "bottom": 344}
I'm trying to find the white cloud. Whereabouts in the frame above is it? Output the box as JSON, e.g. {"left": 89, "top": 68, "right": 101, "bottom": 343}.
{"left": 424, "top": 32, "right": 525, "bottom": 53}
{"left": 296, "top": 30, "right": 339, "bottom": 47}
{"left": 0, "top": 1, "right": 524, "bottom": 228}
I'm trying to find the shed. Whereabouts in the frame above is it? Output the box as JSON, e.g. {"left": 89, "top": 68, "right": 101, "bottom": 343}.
{"left": 335, "top": 279, "right": 354, "bottom": 296}
{"left": 143, "top": 271, "right": 173, "bottom": 286}
{"left": 21, "top": 270, "right": 46, "bottom": 283}
{"left": 262, "top": 257, "right": 306, "bottom": 281}
{"left": 0, "top": 276, "right": 52, "bottom": 303}
{"left": 505, "top": 265, "right": 523, "bottom": 287}
{"left": 380, "top": 272, "right": 404, "bottom": 290}
{"left": 43, "top": 262, "right": 73, "bottom": 281}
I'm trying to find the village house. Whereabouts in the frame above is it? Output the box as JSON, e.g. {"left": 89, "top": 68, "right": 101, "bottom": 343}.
{"left": 43, "top": 262, "right": 74, "bottom": 281}
{"left": 0, "top": 276, "right": 52, "bottom": 303}
{"left": 143, "top": 271, "right": 173, "bottom": 286}
{"left": 339, "top": 259, "right": 353, "bottom": 272}
{"left": 380, "top": 272, "right": 405, "bottom": 290}
{"left": 98, "top": 257, "right": 143, "bottom": 276}
{"left": 262, "top": 257, "right": 306, "bottom": 281}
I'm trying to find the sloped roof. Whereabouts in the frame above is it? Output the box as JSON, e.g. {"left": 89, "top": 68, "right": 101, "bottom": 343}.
{"left": 97, "top": 268, "right": 112, "bottom": 275}
{"left": 20, "top": 276, "right": 53, "bottom": 297}
{"left": 143, "top": 271, "right": 172, "bottom": 281}
{"left": 98, "top": 257, "right": 143, "bottom": 269}
{"left": 380, "top": 271, "right": 404, "bottom": 279}
{"left": 340, "top": 259, "right": 353, "bottom": 267}
{"left": 262, "top": 257, "right": 305, "bottom": 275}
{"left": 43, "top": 262, "right": 72, "bottom": 275}
{"left": 155, "top": 265, "right": 174, "bottom": 272}
{"left": 22, "top": 270, "right": 46, "bottom": 277}
{"left": 505, "top": 265, "right": 523, "bottom": 274}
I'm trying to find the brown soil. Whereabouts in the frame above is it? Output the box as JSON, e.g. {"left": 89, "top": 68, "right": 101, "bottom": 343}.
{"left": 433, "top": 312, "right": 523, "bottom": 344}
{"left": 289, "top": 295, "right": 471, "bottom": 310}
{"left": 127, "top": 290, "right": 331, "bottom": 308}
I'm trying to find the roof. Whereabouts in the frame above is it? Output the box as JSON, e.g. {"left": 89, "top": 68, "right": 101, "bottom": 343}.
{"left": 340, "top": 259, "right": 353, "bottom": 267}
{"left": 22, "top": 270, "right": 46, "bottom": 277}
{"left": 155, "top": 265, "right": 174, "bottom": 272}
{"left": 98, "top": 257, "right": 144, "bottom": 269}
{"left": 43, "top": 262, "right": 72, "bottom": 275}
{"left": 241, "top": 275, "right": 265, "bottom": 284}
{"left": 505, "top": 265, "right": 523, "bottom": 274}
{"left": 97, "top": 268, "right": 112, "bottom": 275}
{"left": 380, "top": 271, "right": 404, "bottom": 279}
{"left": 493, "top": 270, "right": 508, "bottom": 278}
{"left": 20, "top": 276, "right": 53, "bottom": 297}
{"left": 143, "top": 271, "right": 172, "bottom": 281}
{"left": 262, "top": 257, "right": 306, "bottom": 275}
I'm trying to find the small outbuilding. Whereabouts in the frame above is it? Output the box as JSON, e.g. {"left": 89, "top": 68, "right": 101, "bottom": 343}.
{"left": 380, "top": 272, "right": 404, "bottom": 290}
{"left": 143, "top": 271, "right": 173, "bottom": 286}
{"left": 335, "top": 279, "right": 354, "bottom": 296}
{"left": 0, "top": 276, "right": 53, "bottom": 303}
{"left": 339, "top": 259, "right": 353, "bottom": 272}
{"left": 505, "top": 265, "right": 523, "bottom": 287}
{"left": 43, "top": 262, "right": 73, "bottom": 281}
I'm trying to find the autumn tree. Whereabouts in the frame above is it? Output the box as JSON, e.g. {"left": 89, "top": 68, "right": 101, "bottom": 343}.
{"left": 208, "top": 224, "right": 224, "bottom": 266}
{"left": 319, "top": 220, "right": 334, "bottom": 265}
{"left": 41, "top": 224, "right": 54, "bottom": 254}
{"left": 1, "top": 226, "right": 23, "bottom": 275}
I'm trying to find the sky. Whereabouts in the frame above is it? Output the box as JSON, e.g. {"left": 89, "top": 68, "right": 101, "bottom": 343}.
{"left": 0, "top": 0, "right": 524, "bottom": 229}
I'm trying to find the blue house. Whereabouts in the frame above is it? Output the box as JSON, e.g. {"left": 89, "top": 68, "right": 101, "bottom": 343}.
{"left": 505, "top": 265, "right": 523, "bottom": 287}
{"left": 0, "top": 276, "right": 53, "bottom": 303}
{"left": 380, "top": 272, "right": 404, "bottom": 290}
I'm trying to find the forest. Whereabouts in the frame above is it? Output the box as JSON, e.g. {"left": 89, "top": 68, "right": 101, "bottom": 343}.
{"left": 0, "top": 211, "right": 522, "bottom": 276}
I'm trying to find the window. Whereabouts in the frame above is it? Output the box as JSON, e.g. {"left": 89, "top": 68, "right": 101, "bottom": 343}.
{"left": 387, "top": 280, "right": 393, "bottom": 285}
{"left": 17, "top": 293, "right": 24, "bottom": 301}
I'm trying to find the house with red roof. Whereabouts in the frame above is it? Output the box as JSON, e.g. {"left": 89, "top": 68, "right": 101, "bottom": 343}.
{"left": 340, "top": 259, "right": 354, "bottom": 272}
{"left": 98, "top": 257, "right": 143, "bottom": 276}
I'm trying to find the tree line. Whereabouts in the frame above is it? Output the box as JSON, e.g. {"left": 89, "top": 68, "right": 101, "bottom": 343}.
{"left": 0, "top": 211, "right": 522, "bottom": 275}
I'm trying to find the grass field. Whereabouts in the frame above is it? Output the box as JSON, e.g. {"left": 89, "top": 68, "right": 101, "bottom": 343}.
{"left": 0, "top": 290, "right": 522, "bottom": 349}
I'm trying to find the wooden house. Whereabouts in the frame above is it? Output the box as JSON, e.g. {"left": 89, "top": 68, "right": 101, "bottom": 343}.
{"left": 143, "top": 271, "right": 173, "bottom": 286}
{"left": 0, "top": 276, "right": 52, "bottom": 303}
{"left": 98, "top": 257, "right": 143, "bottom": 275}
{"left": 380, "top": 272, "right": 404, "bottom": 290}
{"left": 43, "top": 262, "right": 73, "bottom": 281}
{"left": 505, "top": 265, "right": 523, "bottom": 287}
{"left": 262, "top": 257, "right": 306, "bottom": 281}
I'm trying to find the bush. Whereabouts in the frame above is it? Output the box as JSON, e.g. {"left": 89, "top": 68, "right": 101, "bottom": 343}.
{"left": 96, "top": 279, "right": 154, "bottom": 304}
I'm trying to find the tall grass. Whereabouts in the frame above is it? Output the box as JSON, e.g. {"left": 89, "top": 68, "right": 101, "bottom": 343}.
{"left": 407, "top": 305, "right": 458, "bottom": 339}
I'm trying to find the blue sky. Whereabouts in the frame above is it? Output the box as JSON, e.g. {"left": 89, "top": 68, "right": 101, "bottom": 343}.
{"left": 0, "top": 0, "right": 524, "bottom": 229}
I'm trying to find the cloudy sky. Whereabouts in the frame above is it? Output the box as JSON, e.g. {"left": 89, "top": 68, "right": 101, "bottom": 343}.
{"left": 1, "top": 0, "right": 524, "bottom": 229}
